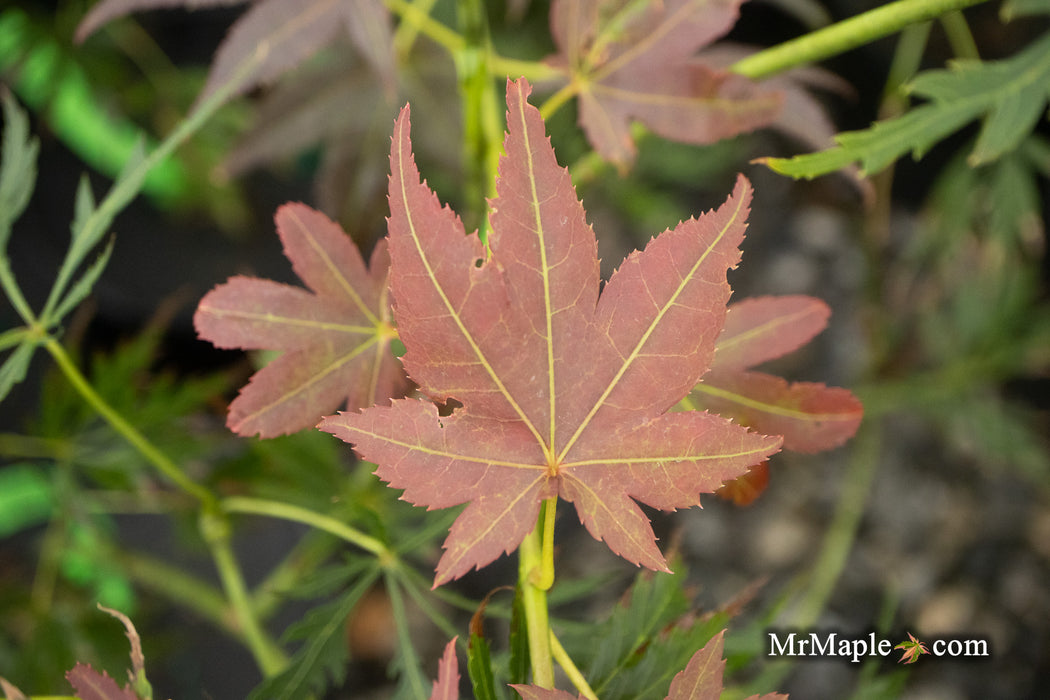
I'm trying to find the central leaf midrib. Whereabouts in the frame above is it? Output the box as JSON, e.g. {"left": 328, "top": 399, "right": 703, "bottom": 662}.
{"left": 395, "top": 118, "right": 546, "bottom": 451}
{"left": 205, "top": 306, "right": 374, "bottom": 335}
{"left": 515, "top": 85, "right": 559, "bottom": 461}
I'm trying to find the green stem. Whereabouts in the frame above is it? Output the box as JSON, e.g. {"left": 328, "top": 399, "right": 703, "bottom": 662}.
{"left": 42, "top": 337, "right": 215, "bottom": 506}
{"left": 538, "top": 81, "right": 577, "bottom": 121}
{"left": 250, "top": 529, "right": 341, "bottom": 620}
{"left": 455, "top": 0, "right": 501, "bottom": 241}
{"left": 518, "top": 521, "right": 554, "bottom": 687}
{"left": 222, "top": 496, "right": 391, "bottom": 561}
{"left": 391, "top": 0, "right": 441, "bottom": 56}
{"left": 550, "top": 630, "right": 597, "bottom": 700}
{"left": 529, "top": 497, "right": 556, "bottom": 590}
{"left": 200, "top": 508, "right": 287, "bottom": 677}
{"left": 796, "top": 422, "right": 881, "bottom": 625}
{"left": 114, "top": 548, "right": 231, "bottom": 634}
{"left": 939, "top": 10, "right": 979, "bottom": 59}
{"left": 729, "top": 0, "right": 992, "bottom": 80}
{"left": 490, "top": 55, "right": 565, "bottom": 84}
{"left": 39, "top": 28, "right": 265, "bottom": 324}
{"left": 386, "top": 0, "right": 464, "bottom": 55}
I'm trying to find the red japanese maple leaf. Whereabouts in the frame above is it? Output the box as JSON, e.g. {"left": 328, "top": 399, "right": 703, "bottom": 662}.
{"left": 320, "top": 78, "right": 781, "bottom": 585}
{"left": 545, "top": 0, "right": 782, "bottom": 166}
{"left": 195, "top": 203, "right": 407, "bottom": 437}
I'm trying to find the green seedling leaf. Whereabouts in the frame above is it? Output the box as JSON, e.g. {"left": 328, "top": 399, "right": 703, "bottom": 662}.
{"left": 51, "top": 236, "right": 115, "bottom": 323}
{"left": 0, "top": 326, "right": 28, "bottom": 352}
{"left": 467, "top": 591, "right": 501, "bottom": 700}
{"left": 0, "top": 87, "right": 37, "bottom": 247}
{"left": 248, "top": 565, "right": 380, "bottom": 700}
{"left": 1001, "top": 0, "right": 1050, "bottom": 18}
{"left": 763, "top": 32, "right": 1050, "bottom": 177}
{"left": 546, "top": 0, "right": 782, "bottom": 166}
{"left": 71, "top": 173, "right": 96, "bottom": 239}
{"left": 430, "top": 637, "right": 461, "bottom": 700}
{"left": 320, "top": 78, "right": 782, "bottom": 585}
{"left": 0, "top": 341, "right": 36, "bottom": 404}
{"left": 196, "top": 203, "right": 408, "bottom": 437}
{"left": 468, "top": 632, "right": 498, "bottom": 700}
{"left": 0, "top": 463, "right": 53, "bottom": 537}
{"left": 509, "top": 587, "right": 531, "bottom": 685}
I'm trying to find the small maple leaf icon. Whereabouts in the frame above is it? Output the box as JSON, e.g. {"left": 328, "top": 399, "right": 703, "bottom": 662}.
{"left": 895, "top": 633, "right": 929, "bottom": 664}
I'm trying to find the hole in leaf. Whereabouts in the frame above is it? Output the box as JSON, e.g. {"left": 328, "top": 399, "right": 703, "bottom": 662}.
{"left": 436, "top": 398, "right": 463, "bottom": 417}
{"left": 474, "top": 258, "right": 484, "bottom": 268}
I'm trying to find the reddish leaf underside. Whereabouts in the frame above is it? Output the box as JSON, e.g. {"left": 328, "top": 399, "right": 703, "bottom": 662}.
{"left": 429, "top": 637, "right": 460, "bottom": 700}
{"left": 195, "top": 203, "right": 406, "bottom": 437}
{"left": 320, "top": 78, "right": 781, "bottom": 585}
{"left": 665, "top": 631, "right": 789, "bottom": 700}
{"left": 547, "top": 0, "right": 782, "bottom": 165}
{"left": 65, "top": 663, "right": 138, "bottom": 700}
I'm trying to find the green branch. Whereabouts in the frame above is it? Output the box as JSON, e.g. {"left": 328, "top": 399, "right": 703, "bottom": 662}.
{"left": 42, "top": 337, "right": 215, "bottom": 506}
{"left": 222, "top": 496, "right": 391, "bottom": 560}
{"left": 200, "top": 508, "right": 288, "bottom": 677}
{"left": 730, "top": 0, "right": 993, "bottom": 80}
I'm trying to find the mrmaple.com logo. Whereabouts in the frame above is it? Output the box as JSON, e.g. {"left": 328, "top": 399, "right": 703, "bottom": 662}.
{"left": 767, "top": 630, "right": 991, "bottom": 664}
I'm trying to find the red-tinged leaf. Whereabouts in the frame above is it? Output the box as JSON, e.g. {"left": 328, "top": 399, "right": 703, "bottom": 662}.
{"left": 195, "top": 0, "right": 385, "bottom": 107}
{"left": 546, "top": 0, "right": 782, "bottom": 165}
{"left": 711, "top": 296, "right": 830, "bottom": 374}
{"left": 691, "top": 295, "right": 863, "bottom": 455}
{"left": 666, "top": 630, "right": 727, "bottom": 700}
{"left": 320, "top": 79, "right": 781, "bottom": 585}
{"left": 339, "top": 0, "right": 395, "bottom": 95}
{"left": 65, "top": 663, "right": 138, "bottom": 700}
{"left": 195, "top": 203, "right": 406, "bottom": 437}
{"left": 430, "top": 637, "right": 460, "bottom": 700}
{"left": 695, "top": 371, "right": 863, "bottom": 453}
{"left": 75, "top": 0, "right": 247, "bottom": 44}
{"left": 510, "top": 687, "right": 579, "bottom": 700}
{"left": 715, "top": 460, "right": 768, "bottom": 506}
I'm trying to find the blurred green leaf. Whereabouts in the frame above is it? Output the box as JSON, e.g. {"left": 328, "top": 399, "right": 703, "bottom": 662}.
{"left": 0, "top": 88, "right": 38, "bottom": 248}
{"left": 0, "top": 463, "right": 53, "bottom": 537}
{"left": 0, "top": 342, "right": 37, "bottom": 404}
